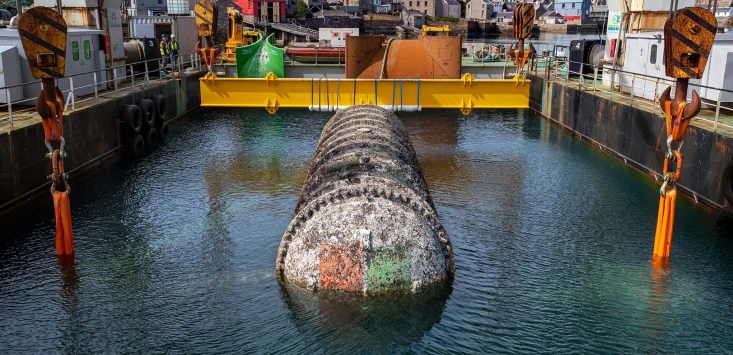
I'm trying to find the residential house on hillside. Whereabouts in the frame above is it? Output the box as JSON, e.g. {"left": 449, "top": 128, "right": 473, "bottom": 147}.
{"left": 441, "top": 0, "right": 461, "bottom": 17}
{"left": 400, "top": 0, "right": 436, "bottom": 17}
{"left": 240, "top": 0, "right": 287, "bottom": 22}
{"left": 401, "top": 9, "right": 425, "bottom": 27}
{"left": 313, "top": 9, "right": 359, "bottom": 24}
{"left": 465, "top": 0, "right": 492, "bottom": 20}
{"left": 125, "top": 0, "right": 169, "bottom": 16}
{"left": 715, "top": 7, "right": 733, "bottom": 17}
{"left": 372, "top": 0, "right": 398, "bottom": 13}
{"left": 542, "top": 10, "right": 565, "bottom": 24}
{"left": 555, "top": 0, "right": 590, "bottom": 21}
{"left": 495, "top": 11, "right": 512, "bottom": 22}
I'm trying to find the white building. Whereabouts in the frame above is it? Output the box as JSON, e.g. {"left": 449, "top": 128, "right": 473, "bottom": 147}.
{"left": 441, "top": 0, "right": 460, "bottom": 18}
{"left": 465, "top": 0, "right": 492, "bottom": 20}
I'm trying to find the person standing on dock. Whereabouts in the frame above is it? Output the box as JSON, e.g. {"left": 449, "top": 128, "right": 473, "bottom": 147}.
{"left": 169, "top": 34, "right": 179, "bottom": 72}
{"left": 160, "top": 34, "right": 170, "bottom": 75}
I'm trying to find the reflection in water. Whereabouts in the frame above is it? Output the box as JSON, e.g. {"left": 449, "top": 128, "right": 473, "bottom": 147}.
{"left": 280, "top": 281, "right": 452, "bottom": 353}
{"left": 645, "top": 258, "right": 671, "bottom": 352}
{"left": 57, "top": 255, "right": 79, "bottom": 315}
{"left": 2, "top": 109, "right": 733, "bottom": 353}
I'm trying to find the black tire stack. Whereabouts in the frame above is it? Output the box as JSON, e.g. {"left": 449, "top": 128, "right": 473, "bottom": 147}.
{"left": 716, "top": 164, "right": 733, "bottom": 234}
{"left": 120, "top": 94, "right": 168, "bottom": 158}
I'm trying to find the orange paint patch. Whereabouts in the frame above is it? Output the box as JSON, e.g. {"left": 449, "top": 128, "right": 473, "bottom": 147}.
{"left": 319, "top": 244, "right": 365, "bottom": 292}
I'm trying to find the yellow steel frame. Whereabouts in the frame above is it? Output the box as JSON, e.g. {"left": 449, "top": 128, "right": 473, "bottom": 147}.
{"left": 200, "top": 73, "right": 530, "bottom": 115}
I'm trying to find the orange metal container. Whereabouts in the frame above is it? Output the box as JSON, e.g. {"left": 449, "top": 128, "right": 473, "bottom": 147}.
{"left": 345, "top": 35, "right": 462, "bottom": 79}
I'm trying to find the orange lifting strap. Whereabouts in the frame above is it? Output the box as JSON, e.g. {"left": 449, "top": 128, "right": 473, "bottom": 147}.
{"left": 200, "top": 46, "right": 217, "bottom": 67}
{"left": 50, "top": 138, "right": 74, "bottom": 255}
{"left": 653, "top": 102, "right": 690, "bottom": 260}
{"left": 513, "top": 49, "right": 531, "bottom": 70}
{"left": 664, "top": 100, "right": 692, "bottom": 142}
{"left": 53, "top": 190, "right": 74, "bottom": 255}
{"left": 37, "top": 84, "right": 75, "bottom": 256}
{"left": 38, "top": 86, "right": 65, "bottom": 142}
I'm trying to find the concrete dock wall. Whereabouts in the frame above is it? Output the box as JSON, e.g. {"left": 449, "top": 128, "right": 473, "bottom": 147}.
{"left": 528, "top": 74, "right": 733, "bottom": 209}
{"left": 0, "top": 73, "right": 202, "bottom": 209}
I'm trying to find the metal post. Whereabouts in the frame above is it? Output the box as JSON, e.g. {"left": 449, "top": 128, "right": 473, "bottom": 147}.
{"left": 630, "top": 74, "right": 635, "bottom": 106}
{"left": 113, "top": 67, "right": 119, "bottom": 92}
{"left": 93, "top": 71, "right": 98, "bottom": 103}
{"left": 144, "top": 61, "right": 150, "bottom": 83}
{"left": 653, "top": 78, "right": 659, "bottom": 103}
{"left": 6, "top": 90, "right": 13, "bottom": 131}
{"left": 130, "top": 64, "right": 135, "bottom": 88}
{"left": 69, "top": 76, "right": 75, "bottom": 110}
{"left": 160, "top": 59, "right": 164, "bottom": 82}
{"left": 714, "top": 98, "right": 722, "bottom": 132}
{"left": 593, "top": 65, "right": 598, "bottom": 91}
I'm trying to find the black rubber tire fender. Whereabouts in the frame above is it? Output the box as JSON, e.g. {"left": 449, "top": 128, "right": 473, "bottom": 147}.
{"left": 152, "top": 94, "right": 167, "bottom": 123}
{"left": 158, "top": 121, "right": 170, "bottom": 142}
{"left": 144, "top": 127, "right": 159, "bottom": 151}
{"left": 722, "top": 163, "right": 733, "bottom": 203}
{"left": 138, "top": 98, "right": 156, "bottom": 127}
{"left": 125, "top": 134, "right": 145, "bottom": 157}
{"left": 121, "top": 104, "right": 143, "bottom": 134}
{"left": 716, "top": 207, "right": 733, "bottom": 235}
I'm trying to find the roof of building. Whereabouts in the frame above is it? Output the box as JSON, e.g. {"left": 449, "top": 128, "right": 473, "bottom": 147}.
{"left": 541, "top": 10, "right": 563, "bottom": 17}
{"left": 315, "top": 9, "right": 359, "bottom": 17}
{"left": 403, "top": 9, "right": 424, "bottom": 15}
{"left": 443, "top": 0, "right": 460, "bottom": 5}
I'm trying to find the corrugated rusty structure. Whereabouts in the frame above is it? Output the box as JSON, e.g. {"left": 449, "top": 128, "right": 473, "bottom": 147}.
{"left": 345, "top": 35, "right": 462, "bottom": 79}
{"left": 275, "top": 105, "right": 454, "bottom": 293}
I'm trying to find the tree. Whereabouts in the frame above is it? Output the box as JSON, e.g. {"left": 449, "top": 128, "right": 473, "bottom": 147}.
{"left": 297, "top": 0, "right": 310, "bottom": 18}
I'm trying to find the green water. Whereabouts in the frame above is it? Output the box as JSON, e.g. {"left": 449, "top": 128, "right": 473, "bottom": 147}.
{"left": 1, "top": 108, "right": 732, "bottom": 353}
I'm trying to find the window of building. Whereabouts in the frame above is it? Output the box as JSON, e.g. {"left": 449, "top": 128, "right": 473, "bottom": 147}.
{"left": 572, "top": 3, "right": 575, "bottom": 8}
{"left": 424, "top": 1, "right": 427, "bottom": 6}
{"left": 650, "top": 44, "right": 658, "bottom": 64}
{"left": 334, "top": 17, "right": 340, "bottom": 22}
{"left": 158, "top": 0, "right": 162, "bottom": 4}
{"left": 409, "top": 1, "right": 412, "bottom": 5}
{"left": 562, "top": 3, "right": 565, "bottom": 8}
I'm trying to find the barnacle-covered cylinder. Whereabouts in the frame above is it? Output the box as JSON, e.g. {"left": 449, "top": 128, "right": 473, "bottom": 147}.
{"left": 275, "top": 105, "right": 454, "bottom": 293}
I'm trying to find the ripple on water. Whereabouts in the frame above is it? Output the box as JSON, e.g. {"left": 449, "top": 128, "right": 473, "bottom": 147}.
{"left": 1, "top": 108, "right": 733, "bottom": 353}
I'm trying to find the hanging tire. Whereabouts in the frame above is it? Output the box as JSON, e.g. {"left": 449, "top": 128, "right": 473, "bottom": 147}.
{"left": 152, "top": 94, "right": 167, "bottom": 123}
{"left": 158, "top": 121, "right": 170, "bottom": 142}
{"left": 125, "top": 134, "right": 145, "bottom": 157}
{"left": 716, "top": 207, "right": 733, "bottom": 235}
{"left": 138, "top": 99, "right": 156, "bottom": 128}
{"left": 722, "top": 163, "right": 733, "bottom": 203}
{"left": 144, "top": 127, "right": 159, "bottom": 151}
{"left": 121, "top": 105, "right": 142, "bottom": 134}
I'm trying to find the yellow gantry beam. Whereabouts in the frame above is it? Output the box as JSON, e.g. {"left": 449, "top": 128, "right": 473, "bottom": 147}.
{"left": 199, "top": 73, "right": 530, "bottom": 115}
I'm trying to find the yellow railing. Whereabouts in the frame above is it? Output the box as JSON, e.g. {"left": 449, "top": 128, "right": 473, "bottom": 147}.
{"left": 200, "top": 73, "right": 530, "bottom": 115}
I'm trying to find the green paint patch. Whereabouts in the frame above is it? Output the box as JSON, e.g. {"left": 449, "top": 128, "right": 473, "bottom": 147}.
{"left": 366, "top": 247, "right": 411, "bottom": 291}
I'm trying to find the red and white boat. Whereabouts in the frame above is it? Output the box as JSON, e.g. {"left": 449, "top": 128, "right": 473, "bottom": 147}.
{"left": 285, "top": 44, "right": 346, "bottom": 64}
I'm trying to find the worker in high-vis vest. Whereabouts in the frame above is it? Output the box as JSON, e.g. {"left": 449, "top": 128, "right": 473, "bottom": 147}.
{"left": 169, "top": 34, "right": 179, "bottom": 71}
{"left": 159, "top": 34, "right": 170, "bottom": 74}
